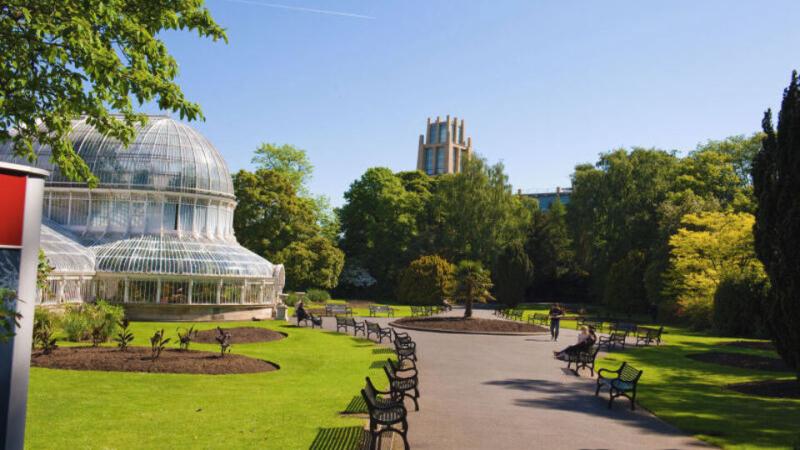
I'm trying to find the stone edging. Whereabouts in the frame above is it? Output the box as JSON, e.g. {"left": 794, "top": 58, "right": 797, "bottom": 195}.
{"left": 389, "top": 321, "right": 547, "bottom": 336}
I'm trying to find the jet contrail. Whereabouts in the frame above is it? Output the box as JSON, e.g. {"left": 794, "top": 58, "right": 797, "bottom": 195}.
{"left": 219, "top": 0, "right": 375, "bottom": 19}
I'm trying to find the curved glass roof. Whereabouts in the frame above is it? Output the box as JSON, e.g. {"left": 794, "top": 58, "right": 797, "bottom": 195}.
{"left": 40, "top": 221, "right": 96, "bottom": 276}
{"left": 0, "top": 116, "right": 234, "bottom": 197}
{"left": 91, "top": 235, "right": 277, "bottom": 278}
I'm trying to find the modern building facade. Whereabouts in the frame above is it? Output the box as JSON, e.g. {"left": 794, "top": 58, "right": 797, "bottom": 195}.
{"left": 521, "top": 187, "right": 572, "bottom": 210}
{"left": 416, "top": 116, "right": 473, "bottom": 175}
{"left": 0, "top": 116, "right": 285, "bottom": 320}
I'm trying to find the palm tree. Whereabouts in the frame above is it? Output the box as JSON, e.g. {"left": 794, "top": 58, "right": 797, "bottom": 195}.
{"left": 452, "top": 260, "right": 494, "bottom": 318}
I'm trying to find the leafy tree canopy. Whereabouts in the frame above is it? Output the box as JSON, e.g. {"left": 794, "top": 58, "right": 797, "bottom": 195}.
{"left": 252, "top": 143, "right": 314, "bottom": 193}
{"left": 664, "top": 212, "right": 763, "bottom": 329}
{"left": 0, "top": 0, "right": 226, "bottom": 185}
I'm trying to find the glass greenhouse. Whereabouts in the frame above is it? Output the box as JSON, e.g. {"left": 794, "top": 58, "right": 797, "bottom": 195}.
{"left": 0, "top": 116, "right": 285, "bottom": 319}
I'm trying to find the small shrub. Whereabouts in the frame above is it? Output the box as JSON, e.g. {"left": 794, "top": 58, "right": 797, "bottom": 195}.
{"left": 114, "top": 319, "right": 134, "bottom": 351}
{"left": 177, "top": 325, "right": 197, "bottom": 351}
{"left": 305, "top": 289, "right": 331, "bottom": 303}
{"left": 62, "top": 305, "right": 90, "bottom": 342}
{"left": 215, "top": 327, "right": 231, "bottom": 357}
{"left": 149, "top": 329, "right": 170, "bottom": 361}
{"left": 396, "top": 255, "right": 455, "bottom": 306}
{"left": 33, "top": 307, "right": 58, "bottom": 354}
{"left": 284, "top": 292, "right": 303, "bottom": 307}
{"left": 87, "top": 300, "right": 124, "bottom": 344}
{"left": 713, "top": 270, "right": 770, "bottom": 338}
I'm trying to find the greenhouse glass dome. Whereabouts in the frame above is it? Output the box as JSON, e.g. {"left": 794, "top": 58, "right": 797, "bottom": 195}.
{"left": 0, "top": 116, "right": 285, "bottom": 320}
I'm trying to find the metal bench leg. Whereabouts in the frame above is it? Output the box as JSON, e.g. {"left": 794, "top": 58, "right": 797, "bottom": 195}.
{"left": 400, "top": 419, "right": 410, "bottom": 450}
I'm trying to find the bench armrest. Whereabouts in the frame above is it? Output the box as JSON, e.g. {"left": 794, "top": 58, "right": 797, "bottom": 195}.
{"left": 597, "top": 367, "right": 620, "bottom": 378}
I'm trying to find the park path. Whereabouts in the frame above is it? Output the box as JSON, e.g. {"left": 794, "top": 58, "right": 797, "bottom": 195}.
{"left": 320, "top": 308, "right": 711, "bottom": 450}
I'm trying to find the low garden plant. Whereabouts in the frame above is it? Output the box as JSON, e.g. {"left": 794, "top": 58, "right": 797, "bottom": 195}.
{"left": 215, "top": 327, "right": 232, "bottom": 357}
{"left": 149, "top": 329, "right": 170, "bottom": 361}
{"left": 177, "top": 325, "right": 197, "bottom": 351}
{"left": 32, "top": 307, "right": 58, "bottom": 354}
{"left": 114, "top": 319, "right": 134, "bottom": 351}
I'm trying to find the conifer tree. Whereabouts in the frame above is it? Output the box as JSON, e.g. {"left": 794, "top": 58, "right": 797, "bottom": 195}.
{"left": 753, "top": 71, "right": 800, "bottom": 379}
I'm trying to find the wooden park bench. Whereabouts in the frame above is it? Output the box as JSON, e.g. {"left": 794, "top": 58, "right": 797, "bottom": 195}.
{"left": 510, "top": 309, "right": 524, "bottom": 321}
{"left": 365, "top": 321, "right": 392, "bottom": 343}
{"left": 325, "top": 304, "right": 353, "bottom": 317}
{"left": 564, "top": 344, "right": 600, "bottom": 376}
{"left": 410, "top": 305, "right": 431, "bottom": 317}
{"left": 598, "top": 330, "right": 628, "bottom": 350}
{"left": 610, "top": 322, "right": 638, "bottom": 334}
{"left": 335, "top": 316, "right": 365, "bottom": 336}
{"left": 635, "top": 325, "right": 664, "bottom": 346}
{"left": 300, "top": 313, "right": 323, "bottom": 329}
{"left": 384, "top": 358, "right": 420, "bottom": 411}
{"left": 368, "top": 305, "right": 395, "bottom": 317}
{"left": 362, "top": 377, "right": 410, "bottom": 450}
{"left": 582, "top": 319, "right": 604, "bottom": 332}
{"left": 595, "top": 362, "right": 643, "bottom": 410}
{"left": 528, "top": 313, "right": 550, "bottom": 326}
{"left": 394, "top": 336, "right": 417, "bottom": 363}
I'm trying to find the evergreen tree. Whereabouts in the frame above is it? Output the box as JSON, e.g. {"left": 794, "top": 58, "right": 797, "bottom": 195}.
{"left": 753, "top": 71, "right": 800, "bottom": 379}
{"left": 493, "top": 242, "right": 534, "bottom": 306}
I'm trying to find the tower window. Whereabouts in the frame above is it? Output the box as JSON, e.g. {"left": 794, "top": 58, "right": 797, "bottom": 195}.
{"left": 424, "top": 148, "right": 434, "bottom": 175}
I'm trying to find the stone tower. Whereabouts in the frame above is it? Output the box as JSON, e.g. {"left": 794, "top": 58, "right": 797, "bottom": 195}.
{"left": 416, "top": 115, "right": 473, "bottom": 175}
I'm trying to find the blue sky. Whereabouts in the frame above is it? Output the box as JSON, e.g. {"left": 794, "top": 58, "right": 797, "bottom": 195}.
{"left": 148, "top": 0, "right": 800, "bottom": 205}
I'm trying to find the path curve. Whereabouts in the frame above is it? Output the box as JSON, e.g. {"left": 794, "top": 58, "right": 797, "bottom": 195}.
{"left": 317, "top": 308, "right": 711, "bottom": 449}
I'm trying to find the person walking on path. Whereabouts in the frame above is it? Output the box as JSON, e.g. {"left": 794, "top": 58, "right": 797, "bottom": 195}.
{"left": 549, "top": 303, "right": 564, "bottom": 341}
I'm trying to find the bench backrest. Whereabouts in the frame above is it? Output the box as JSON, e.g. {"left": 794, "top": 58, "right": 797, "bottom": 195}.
{"left": 365, "top": 321, "right": 380, "bottom": 331}
{"left": 613, "top": 322, "right": 637, "bottom": 333}
{"left": 362, "top": 377, "right": 381, "bottom": 412}
{"left": 619, "top": 362, "right": 643, "bottom": 383}
{"left": 344, "top": 317, "right": 357, "bottom": 326}
{"left": 370, "top": 305, "right": 390, "bottom": 312}
{"left": 327, "top": 304, "right": 350, "bottom": 313}
{"left": 335, "top": 316, "right": 346, "bottom": 326}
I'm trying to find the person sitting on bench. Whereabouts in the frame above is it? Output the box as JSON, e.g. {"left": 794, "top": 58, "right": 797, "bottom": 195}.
{"left": 553, "top": 326, "right": 596, "bottom": 359}
{"left": 296, "top": 300, "right": 309, "bottom": 326}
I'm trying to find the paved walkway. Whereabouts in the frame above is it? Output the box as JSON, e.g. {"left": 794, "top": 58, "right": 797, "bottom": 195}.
{"left": 319, "top": 308, "right": 710, "bottom": 450}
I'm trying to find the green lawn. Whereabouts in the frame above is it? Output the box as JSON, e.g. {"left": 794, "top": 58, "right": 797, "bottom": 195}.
{"left": 515, "top": 302, "right": 800, "bottom": 449}
{"left": 26, "top": 320, "right": 387, "bottom": 449}
{"left": 595, "top": 329, "right": 800, "bottom": 449}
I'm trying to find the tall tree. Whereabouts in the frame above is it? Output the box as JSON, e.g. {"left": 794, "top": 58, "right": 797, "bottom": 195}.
{"left": 338, "top": 168, "right": 424, "bottom": 295}
{"left": 452, "top": 260, "right": 493, "bottom": 318}
{"left": 0, "top": 0, "right": 226, "bottom": 184}
{"left": 567, "top": 149, "right": 679, "bottom": 300}
{"left": 233, "top": 169, "right": 343, "bottom": 291}
{"left": 753, "top": 72, "right": 800, "bottom": 379}
{"left": 424, "top": 156, "right": 531, "bottom": 266}
{"left": 664, "top": 212, "right": 762, "bottom": 329}
{"left": 525, "top": 198, "right": 575, "bottom": 298}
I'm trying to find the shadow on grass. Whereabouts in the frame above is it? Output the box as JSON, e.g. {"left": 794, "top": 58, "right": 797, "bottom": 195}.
{"left": 372, "top": 348, "right": 394, "bottom": 355}
{"left": 341, "top": 395, "right": 368, "bottom": 414}
{"left": 309, "top": 426, "right": 369, "bottom": 450}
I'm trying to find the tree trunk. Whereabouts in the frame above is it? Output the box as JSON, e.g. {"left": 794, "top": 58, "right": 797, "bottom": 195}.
{"left": 464, "top": 299, "right": 473, "bottom": 318}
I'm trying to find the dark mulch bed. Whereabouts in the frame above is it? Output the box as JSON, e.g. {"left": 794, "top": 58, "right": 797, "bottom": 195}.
{"left": 687, "top": 351, "right": 790, "bottom": 372}
{"left": 721, "top": 340, "right": 775, "bottom": 351}
{"left": 31, "top": 346, "right": 278, "bottom": 375}
{"left": 393, "top": 317, "right": 546, "bottom": 334}
{"left": 727, "top": 379, "right": 800, "bottom": 399}
{"left": 193, "top": 327, "right": 286, "bottom": 344}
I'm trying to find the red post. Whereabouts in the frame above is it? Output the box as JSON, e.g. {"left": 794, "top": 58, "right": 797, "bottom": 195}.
{"left": 0, "top": 162, "right": 48, "bottom": 450}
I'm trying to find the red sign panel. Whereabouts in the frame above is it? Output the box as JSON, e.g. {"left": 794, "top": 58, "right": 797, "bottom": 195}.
{"left": 0, "top": 173, "right": 26, "bottom": 247}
